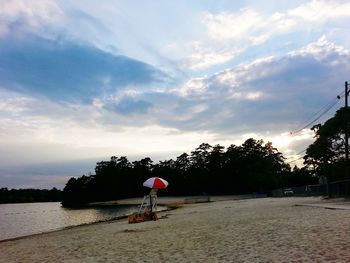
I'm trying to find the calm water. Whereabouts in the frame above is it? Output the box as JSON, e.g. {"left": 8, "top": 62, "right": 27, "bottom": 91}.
{"left": 0, "top": 202, "right": 161, "bottom": 241}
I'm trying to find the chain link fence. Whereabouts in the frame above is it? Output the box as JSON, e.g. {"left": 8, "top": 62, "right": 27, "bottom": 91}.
{"left": 272, "top": 180, "right": 350, "bottom": 197}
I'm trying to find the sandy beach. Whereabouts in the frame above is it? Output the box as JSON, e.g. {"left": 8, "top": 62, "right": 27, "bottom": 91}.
{"left": 1, "top": 197, "right": 350, "bottom": 263}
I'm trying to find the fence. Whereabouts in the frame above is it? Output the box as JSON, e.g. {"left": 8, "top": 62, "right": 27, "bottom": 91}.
{"left": 272, "top": 179, "right": 350, "bottom": 197}
{"left": 329, "top": 179, "right": 350, "bottom": 197}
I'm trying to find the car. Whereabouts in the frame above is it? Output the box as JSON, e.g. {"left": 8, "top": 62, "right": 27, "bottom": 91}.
{"left": 283, "top": 188, "right": 294, "bottom": 196}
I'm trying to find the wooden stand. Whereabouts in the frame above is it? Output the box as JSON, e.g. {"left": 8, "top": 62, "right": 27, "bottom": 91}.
{"left": 128, "top": 211, "right": 158, "bottom": 224}
{"left": 128, "top": 188, "right": 159, "bottom": 224}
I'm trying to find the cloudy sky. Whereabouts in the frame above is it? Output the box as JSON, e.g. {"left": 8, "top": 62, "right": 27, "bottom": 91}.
{"left": 1, "top": 0, "right": 350, "bottom": 189}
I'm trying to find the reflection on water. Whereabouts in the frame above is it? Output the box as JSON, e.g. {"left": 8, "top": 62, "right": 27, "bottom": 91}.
{"left": 0, "top": 202, "right": 165, "bottom": 241}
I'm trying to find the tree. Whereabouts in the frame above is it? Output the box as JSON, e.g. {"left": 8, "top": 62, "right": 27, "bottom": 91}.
{"left": 175, "top": 153, "right": 191, "bottom": 173}
{"left": 190, "top": 143, "right": 212, "bottom": 169}
{"left": 238, "top": 139, "right": 288, "bottom": 192}
{"left": 61, "top": 176, "right": 92, "bottom": 207}
{"left": 61, "top": 139, "right": 294, "bottom": 207}
{"left": 304, "top": 107, "right": 350, "bottom": 180}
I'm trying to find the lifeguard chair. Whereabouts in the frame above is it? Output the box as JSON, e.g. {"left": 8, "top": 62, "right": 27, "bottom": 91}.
{"left": 139, "top": 188, "right": 158, "bottom": 213}
{"left": 128, "top": 177, "right": 168, "bottom": 224}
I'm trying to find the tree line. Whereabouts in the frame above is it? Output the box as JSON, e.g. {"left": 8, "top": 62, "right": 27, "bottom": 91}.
{"left": 0, "top": 188, "right": 62, "bottom": 204}
{"left": 61, "top": 138, "right": 316, "bottom": 207}
{"left": 3, "top": 107, "right": 347, "bottom": 206}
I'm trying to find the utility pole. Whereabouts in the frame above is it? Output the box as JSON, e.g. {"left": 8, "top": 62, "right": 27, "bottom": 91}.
{"left": 345, "top": 81, "right": 349, "bottom": 162}
{"left": 346, "top": 81, "right": 349, "bottom": 108}
{"left": 345, "top": 81, "right": 350, "bottom": 182}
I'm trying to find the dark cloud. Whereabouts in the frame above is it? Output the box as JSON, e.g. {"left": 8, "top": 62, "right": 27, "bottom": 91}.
{"left": 106, "top": 97, "right": 153, "bottom": 115}
{"left": 144, "top": 42, "right": 350, "bottom": 135}
{"left": 0, "top": 35, "right": 166, "bottom": 103}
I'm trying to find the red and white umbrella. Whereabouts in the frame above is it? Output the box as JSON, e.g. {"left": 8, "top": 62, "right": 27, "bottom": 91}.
{"left": 143, "top": 177, "right": 168, "bottom": 189}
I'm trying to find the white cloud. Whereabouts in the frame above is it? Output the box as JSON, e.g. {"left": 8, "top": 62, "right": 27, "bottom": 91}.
{"left": 230, "top": 91, "right": 264, "bottom": 101}
{"left": 0, "top": 112, "right": 218, "bottom": 166}
{"left": 288, "top": 0, "right": 350, "bottom": 22}
{"left": 187, "top": 49, "right": 242, "bottom": 70}
{"left": 0, "top": 97, "right": 34, "bottom": 114}
{"left": 202, "top": 0, "right": 350, "bottom": 44}
{"left": 289, "top": 35, "right": 350, "bottom": 59}
{"left": 0, "top": 0, "right": 64, "bottom": 37}
{"left": 216, "top": 56, "right": 276, "bottom": 85}
{"left": 178, "top": 77, "right": 209, "bottom": 97}
{"left": 0, "top": 92, "right": 215, "bottom": 165}
{"left": 202, "top": 9, "right": 263, "bottom": 41}
{"left": 183, "top": 0, "right": 350, "bottom": 71}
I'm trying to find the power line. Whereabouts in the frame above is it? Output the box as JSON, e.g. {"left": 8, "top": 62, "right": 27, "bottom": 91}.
{"left": 288, "top": 83, "right": 349, "bottom": 165}
{"left": 290, "top": 92, "right": 343, "bottom": 135}
{"left": 286, "top": 149, "right": 306, "bottom": 164}
{"left": 291, "top": 96, "right": 342, "bottom": 134}
{"left": 287, "top": 155, "right": 304, "bottom": 164}
{"left": 304, "top": 93, "right": 343, "bottom": 123}
{"left": 295, "top": 149, "right": 306, "bottom": 156}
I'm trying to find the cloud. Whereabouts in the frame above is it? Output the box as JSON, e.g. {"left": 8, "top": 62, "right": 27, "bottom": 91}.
{"left": 179, "top": 0, "right": 350, "bottom": 71}
{"left": 0, "top": 173, "right": 72, "bottom": 189}
{"left": 2, "top": 1, "right": 350, "bottom": 188}
{"left": 0, "top": 0, "right": 64, "bottom": 38}
{"left": 2, "top": 36, "right": 347, "bottom": 137}
{"left": 163, "top": 37, "right": 350, "bottom": 136}
{"left": 203, "top": 1, "right": 350, "bottom": 44}
{"left": 289, "top": 35, "right": 350, "bottom": 59}
{"left": 0, "top": 35, "right": 167, "bottom": 103}
{"left": 288, "top": 0, "right": 350, "bottom": 22}
{"left": 106, "top": 97, "right": 153, "bottom": 115}
{"left": 0, "top": 158, "right": 96, "bottom": 189}
{"left": 202, "top": 9, "right": 263, "bottom": 41}
{"left": 182, "top": 42, "right": 243, "bottom": 70}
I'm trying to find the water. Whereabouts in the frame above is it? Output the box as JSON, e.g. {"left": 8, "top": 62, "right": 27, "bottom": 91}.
{"left": 0, "top": 202, "right": 163, "bottom": 241}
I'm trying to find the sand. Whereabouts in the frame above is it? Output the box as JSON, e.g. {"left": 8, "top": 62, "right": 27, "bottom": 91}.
{"left": 1, "top": 197, "right": 350, "bottom": 263}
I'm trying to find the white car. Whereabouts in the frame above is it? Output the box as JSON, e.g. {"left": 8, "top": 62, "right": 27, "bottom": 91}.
{"left": 283, "top": 188, "right": 294, "bottom": 196}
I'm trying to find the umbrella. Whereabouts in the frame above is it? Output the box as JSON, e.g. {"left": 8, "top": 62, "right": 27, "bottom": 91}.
{"left": 143, "top": 177, "right": 168, "bottom": 189}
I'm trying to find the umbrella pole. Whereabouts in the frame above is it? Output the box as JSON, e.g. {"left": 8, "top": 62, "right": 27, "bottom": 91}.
{"left": 149, "top": 188, "right": 158, "bottom": 212}
{"left": 149, "top": 190, "right": 153, "bottom": 212}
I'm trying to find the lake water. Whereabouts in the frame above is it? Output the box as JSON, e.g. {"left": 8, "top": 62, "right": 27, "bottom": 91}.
{"left": 0, "top": 202, "right": 161, "bottom": 241}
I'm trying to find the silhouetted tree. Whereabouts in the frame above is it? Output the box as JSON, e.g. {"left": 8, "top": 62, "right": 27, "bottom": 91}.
{"left": 304, "top": 107, "right": 350, "bottom": 181}
{"left": 61, "top": 138, "right": 305, "bottom": 207}
{"left": 0, "top": 188, "right": 62, "bottom": 204}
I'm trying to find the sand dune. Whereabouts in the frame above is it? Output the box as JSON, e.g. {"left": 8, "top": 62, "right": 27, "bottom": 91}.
{"left": 1, "top": 197, "right": 350, "bottom": 262}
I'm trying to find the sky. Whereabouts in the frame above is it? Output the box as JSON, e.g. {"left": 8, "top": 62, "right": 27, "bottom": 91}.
{"left": 1, "top": 0, "right": 350, "bottom": 189}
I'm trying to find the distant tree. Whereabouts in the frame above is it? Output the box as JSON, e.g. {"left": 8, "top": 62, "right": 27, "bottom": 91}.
{"left": 0, "top": 188, "right": 63, "bottom": 204}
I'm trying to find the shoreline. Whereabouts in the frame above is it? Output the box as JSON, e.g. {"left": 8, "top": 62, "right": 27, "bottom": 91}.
{"left": 0, "top": 194, "right": 345, "bottom": 243}
{"left": 1, "top": 195, "right": 348, "bottom": 243}
{"left": 2, "top": 196, "right": 350, "bottom": 262}
{"left": 0, "top": 195, "right": 198, "bottom": 243}
{"left": 0, "top": 213, "right": 131, "bottom": 243}
{"left": 0, "top": 195, "right": 250, "bottom": 243}
{"left": 0, "top": 203, "right": 175, "bottom": 243}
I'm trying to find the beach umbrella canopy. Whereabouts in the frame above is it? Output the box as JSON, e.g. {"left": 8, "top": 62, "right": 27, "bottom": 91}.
{"left": 143, "top": 177, "right": 168, "bottom": 189}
